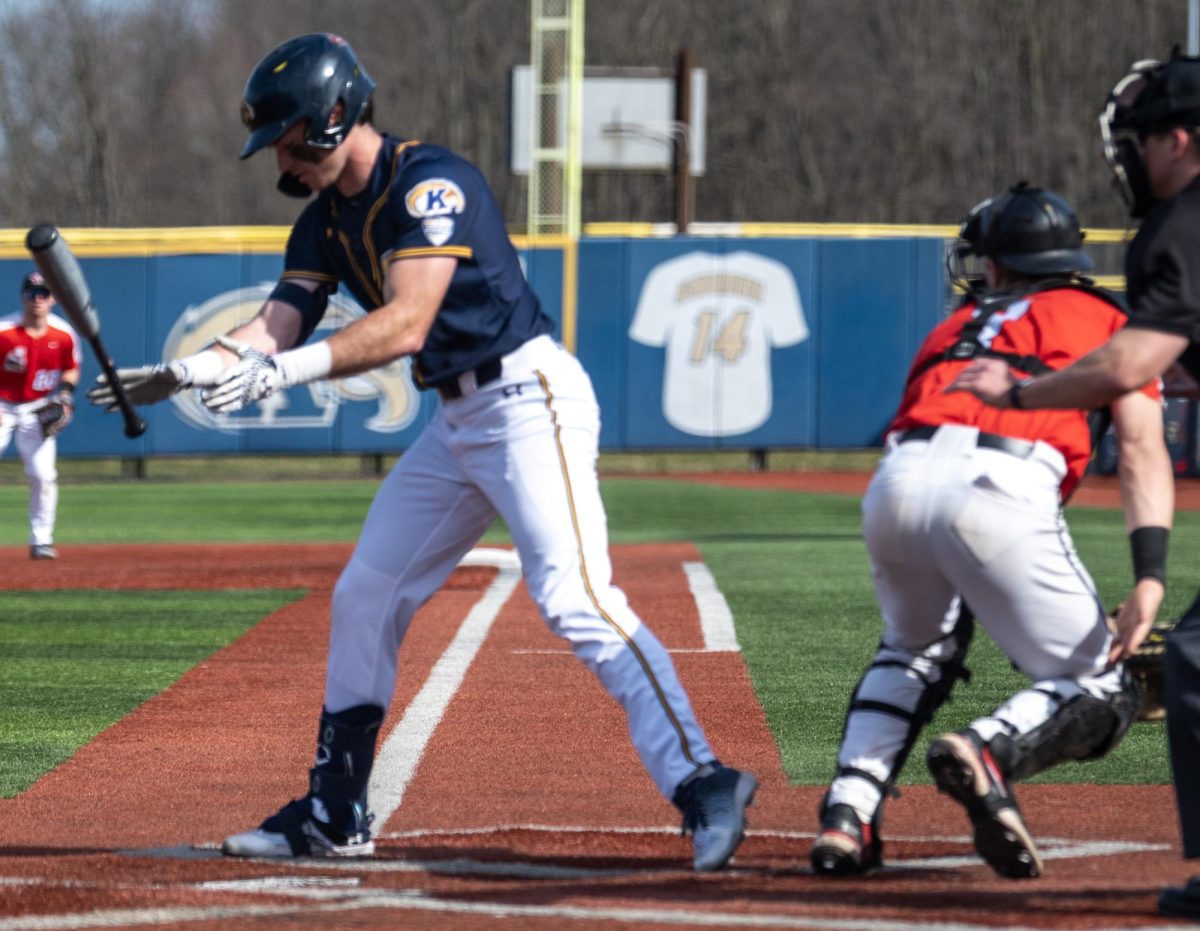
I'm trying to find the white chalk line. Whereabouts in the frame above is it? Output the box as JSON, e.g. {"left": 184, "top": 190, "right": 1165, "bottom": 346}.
{"left": 0, "top": 888, "right": 1190, "bottom": 931}
{"left": 682, "top": 560, "right": 741, "bottom": 651}
{"left": 114, "top": 826, "right": 1169, "bottom": 881}
{"left": 366, "top": 547, "right": 521, "bottom": 831}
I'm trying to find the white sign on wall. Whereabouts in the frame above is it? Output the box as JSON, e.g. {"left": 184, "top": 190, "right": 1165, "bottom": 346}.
{"left": 510, "top": 66, "right": 707, "bottom": 175}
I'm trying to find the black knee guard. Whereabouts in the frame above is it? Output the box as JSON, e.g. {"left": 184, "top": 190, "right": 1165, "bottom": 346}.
{"left": 310, "top": 704, "right": 385, "bottom": 808}
{"left": 987, "top": 674, "right": 1138, "bottom": 782}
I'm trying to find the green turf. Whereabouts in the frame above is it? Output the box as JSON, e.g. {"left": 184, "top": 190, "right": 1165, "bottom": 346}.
{"left": 0, "top": 589, "right": 302, "bottom": 796}
{"left": 0, "top": 474, "right": 1189, "bottom": 789}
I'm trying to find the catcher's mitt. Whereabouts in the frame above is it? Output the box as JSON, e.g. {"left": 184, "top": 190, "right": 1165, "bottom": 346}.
{"left": 1127, "top": 621, "right": 1172, "bottom": 722}
{"left": 36, "top": 391, "right": 74, "bottom": 438}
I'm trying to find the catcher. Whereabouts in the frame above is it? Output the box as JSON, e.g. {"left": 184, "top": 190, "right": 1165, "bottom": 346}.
{"left": 811, "top": 183, "right": 1173, "bottom": 881}
{"left": 950, "top": 52, "right": 1200, "bottom": 917}
{"left": 0, "top": 271, "right": 79, "bottom": 560}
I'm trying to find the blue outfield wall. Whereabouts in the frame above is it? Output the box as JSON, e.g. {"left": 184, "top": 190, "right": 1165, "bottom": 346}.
{"left": 0, "top": 235, "right": 945, "bottom": 458}
{"left": 572, "top": 237, "right": 944, "bottom": 449}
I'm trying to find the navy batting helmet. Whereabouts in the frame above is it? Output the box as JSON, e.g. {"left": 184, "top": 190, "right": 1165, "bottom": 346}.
{"left": 956, "top": 182, "right": 1093, "bottom": 277}
{"left": 239, "top": 33, "right": 376, "bottom": 160}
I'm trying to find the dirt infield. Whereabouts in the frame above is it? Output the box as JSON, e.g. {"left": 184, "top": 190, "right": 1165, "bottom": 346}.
{"left": 0, "top": 524, "right": 1195, "bottom": 928}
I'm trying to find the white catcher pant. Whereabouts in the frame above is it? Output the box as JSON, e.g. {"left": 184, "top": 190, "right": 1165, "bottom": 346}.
{"left": 0, "top": 402, "right": 58, "bottom": 546}
{"left": 829, "top": 424, "right": 1123, "bottom": 821}
{"left": 325, "top": 336, "right": 714, "bottom": 798}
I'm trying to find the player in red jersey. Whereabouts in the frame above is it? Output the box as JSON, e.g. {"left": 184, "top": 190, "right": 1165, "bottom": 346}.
{"left": 0, "top": 271, "right": 80, "bottom": 559}
{"left": 809, "top": 184, "right": 1173, "bottom": 880}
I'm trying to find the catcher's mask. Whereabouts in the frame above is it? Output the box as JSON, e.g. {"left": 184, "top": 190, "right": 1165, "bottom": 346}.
{"left": 1100, "top": 50, "right": 1200, "bottom": 218}
{"left": 239, "top": 33, "right": 376, "bottom": 197}
{"left": 947, "top": 181, "right": 1093, "bottom": 291}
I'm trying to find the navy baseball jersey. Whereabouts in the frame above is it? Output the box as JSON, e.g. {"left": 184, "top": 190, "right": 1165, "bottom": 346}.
{"left": 282, "top": 134, "right": 554, "bottom": 389}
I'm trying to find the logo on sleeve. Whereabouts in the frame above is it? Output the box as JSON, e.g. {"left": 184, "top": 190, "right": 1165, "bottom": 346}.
{"left": 405, "top": 179, "right": 466, "bottom": 218}
{"left": 421, "top": 217, "right": 455, "bottom": 246}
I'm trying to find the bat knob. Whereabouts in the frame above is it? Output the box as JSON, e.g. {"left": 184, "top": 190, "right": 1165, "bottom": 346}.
{"left": 26, "top": 224, "right": 59, "bottom": 252}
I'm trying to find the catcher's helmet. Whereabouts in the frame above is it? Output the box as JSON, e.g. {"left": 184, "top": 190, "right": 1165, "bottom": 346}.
{"left": 954, "top": 182, "right": 1093, "bottom": 278}
{"left": 1100, "top": 50, "right": 1200, "bottom": 217}
{"left": 239, "top": 33, "right": 376, "bottom": 160}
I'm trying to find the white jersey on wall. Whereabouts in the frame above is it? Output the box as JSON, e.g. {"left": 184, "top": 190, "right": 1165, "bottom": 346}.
{"left": 629, "top": 251, "right": 808, "bottom": 436}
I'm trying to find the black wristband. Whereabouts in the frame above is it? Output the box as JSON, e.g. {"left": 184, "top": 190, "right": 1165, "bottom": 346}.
{"left": 1008, "top": 380, "right": 1027, "bottom": 410}
{"left": 58, "top": 381, "right": 76, "bottom": 394}
{"left": 1130, "top": 526, "right": 1169, "bottom": 584}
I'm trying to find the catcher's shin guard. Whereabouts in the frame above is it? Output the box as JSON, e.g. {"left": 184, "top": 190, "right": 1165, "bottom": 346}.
{"left": 830, "top": 605, "right": 974, "bottom": 809}
{"left": 984, "top": 675, "right": 1138, "bottom": 783}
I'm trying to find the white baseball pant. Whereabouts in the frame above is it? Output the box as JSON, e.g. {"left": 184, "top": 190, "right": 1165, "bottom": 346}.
{"left": 828, "top": 423, "right": 1123, "bottom": 821}
{"left": 0, "top": 401, "right": 58, "bottom": 546}
{"left": 324, "top": 335, "right": 715, "bottom": 798}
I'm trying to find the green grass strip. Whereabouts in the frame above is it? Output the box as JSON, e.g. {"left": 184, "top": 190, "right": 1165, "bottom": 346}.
{"left": 0, "top": 589, "right": 302, "bottom": 796}
{"left": 0, "top": 476, "right": 1187, "bottom": 786}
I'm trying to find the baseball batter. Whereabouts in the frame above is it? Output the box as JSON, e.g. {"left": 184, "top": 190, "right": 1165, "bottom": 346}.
{"left": 0, "top": 271, "right": 80, "bottom": 559}
{"left": 810, "top": 184, "right": 1173, "bottom": 880}
{"left": 88, "top": 33, "right": 756, "bottom": 869}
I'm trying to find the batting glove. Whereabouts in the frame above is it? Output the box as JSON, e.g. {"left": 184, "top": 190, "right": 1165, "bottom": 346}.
{"left": 201, "top": 350, "right": 281, "bottom": 414}
{"left": 87, "top": 361, "right": 189, "bottom": 409}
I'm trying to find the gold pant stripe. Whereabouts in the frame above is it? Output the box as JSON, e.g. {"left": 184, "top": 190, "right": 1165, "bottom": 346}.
{"left": 534, "top": 369, "right": 698, "bottom": 765}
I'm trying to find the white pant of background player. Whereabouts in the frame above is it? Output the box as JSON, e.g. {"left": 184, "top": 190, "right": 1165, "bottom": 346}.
{"left": 0, "top": 401, "right": 59, "bottom": 547}
{"left": 829, "top": 423, "right": 1124, "bottom": 820}
{"left": 328, "top": 335, "right": 715, "bottom": 798}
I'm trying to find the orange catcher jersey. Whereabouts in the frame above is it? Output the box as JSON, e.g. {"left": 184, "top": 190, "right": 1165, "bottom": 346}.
{"left": 891, "top": 286, "right": 1161, "bottom": 499}
{"left": 0, "top": 313, "right": 80, "bottom": 404}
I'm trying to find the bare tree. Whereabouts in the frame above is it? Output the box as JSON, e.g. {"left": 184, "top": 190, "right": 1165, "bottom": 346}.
{"left": 0, "top": 0, "right": 1187, "bottom": 230}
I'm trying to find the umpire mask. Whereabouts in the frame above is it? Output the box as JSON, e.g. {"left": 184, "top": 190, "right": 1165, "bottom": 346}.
{"left": 1100, "top": 60, "right": 1163, "bottom": 219}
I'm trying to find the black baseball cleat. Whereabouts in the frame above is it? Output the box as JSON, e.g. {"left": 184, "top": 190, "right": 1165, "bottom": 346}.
{"left": 927, "top": 731, "right": 1042, "bottom": 879}
{"left": 811, "top": 802, "right": 882, "bottom": 875}
{"left": 30, "top": 544, "right": 57, "bottom": 560}
{"left": 673, "top": 764, "right": 758, "bottom": 871}
{"left": 1159, "top": 875, "right": 1200, "bottom": 919}
{"left": 222, "top": 795, "right": 374, "bottom": 858}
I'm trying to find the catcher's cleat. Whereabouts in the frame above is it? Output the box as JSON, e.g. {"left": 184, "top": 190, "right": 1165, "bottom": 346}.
{"left": 29, "top": 544, "right": 57, "bottom": 560}
{"left": 927, "top": 731, "right": 1042, "bottom": 879}
{"left": 811, "top": 802, "right": 882, "bottom": 876}
{"left": 221, "top": 795, "right": 374, "bottom": 859}
{"left": 673, "top": 763, "right": 758, "bottom": 871}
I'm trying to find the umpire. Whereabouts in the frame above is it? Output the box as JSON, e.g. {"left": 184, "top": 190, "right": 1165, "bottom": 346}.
{"left": 950, "top": 50, "right": 1200, "bottom": 920}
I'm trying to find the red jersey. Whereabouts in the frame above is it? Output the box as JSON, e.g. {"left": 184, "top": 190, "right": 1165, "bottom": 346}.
{"left": 891, "top": 285, "right": 1161, "bottom": 499}
{"left": 0, "top": 312, "right": 80, "bottom": 405}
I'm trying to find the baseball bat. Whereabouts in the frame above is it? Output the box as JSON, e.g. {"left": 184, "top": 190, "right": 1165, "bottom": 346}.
{"left": 25, "top": 224, "right": 146, "bottom": 438}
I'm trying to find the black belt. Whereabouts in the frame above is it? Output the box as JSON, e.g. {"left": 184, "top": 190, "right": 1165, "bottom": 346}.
{"left": 435, "top": 357, "right": 503, "bottom": 400}
{"left": 897, "top": 425, "right": 1036, "bottom": 459}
